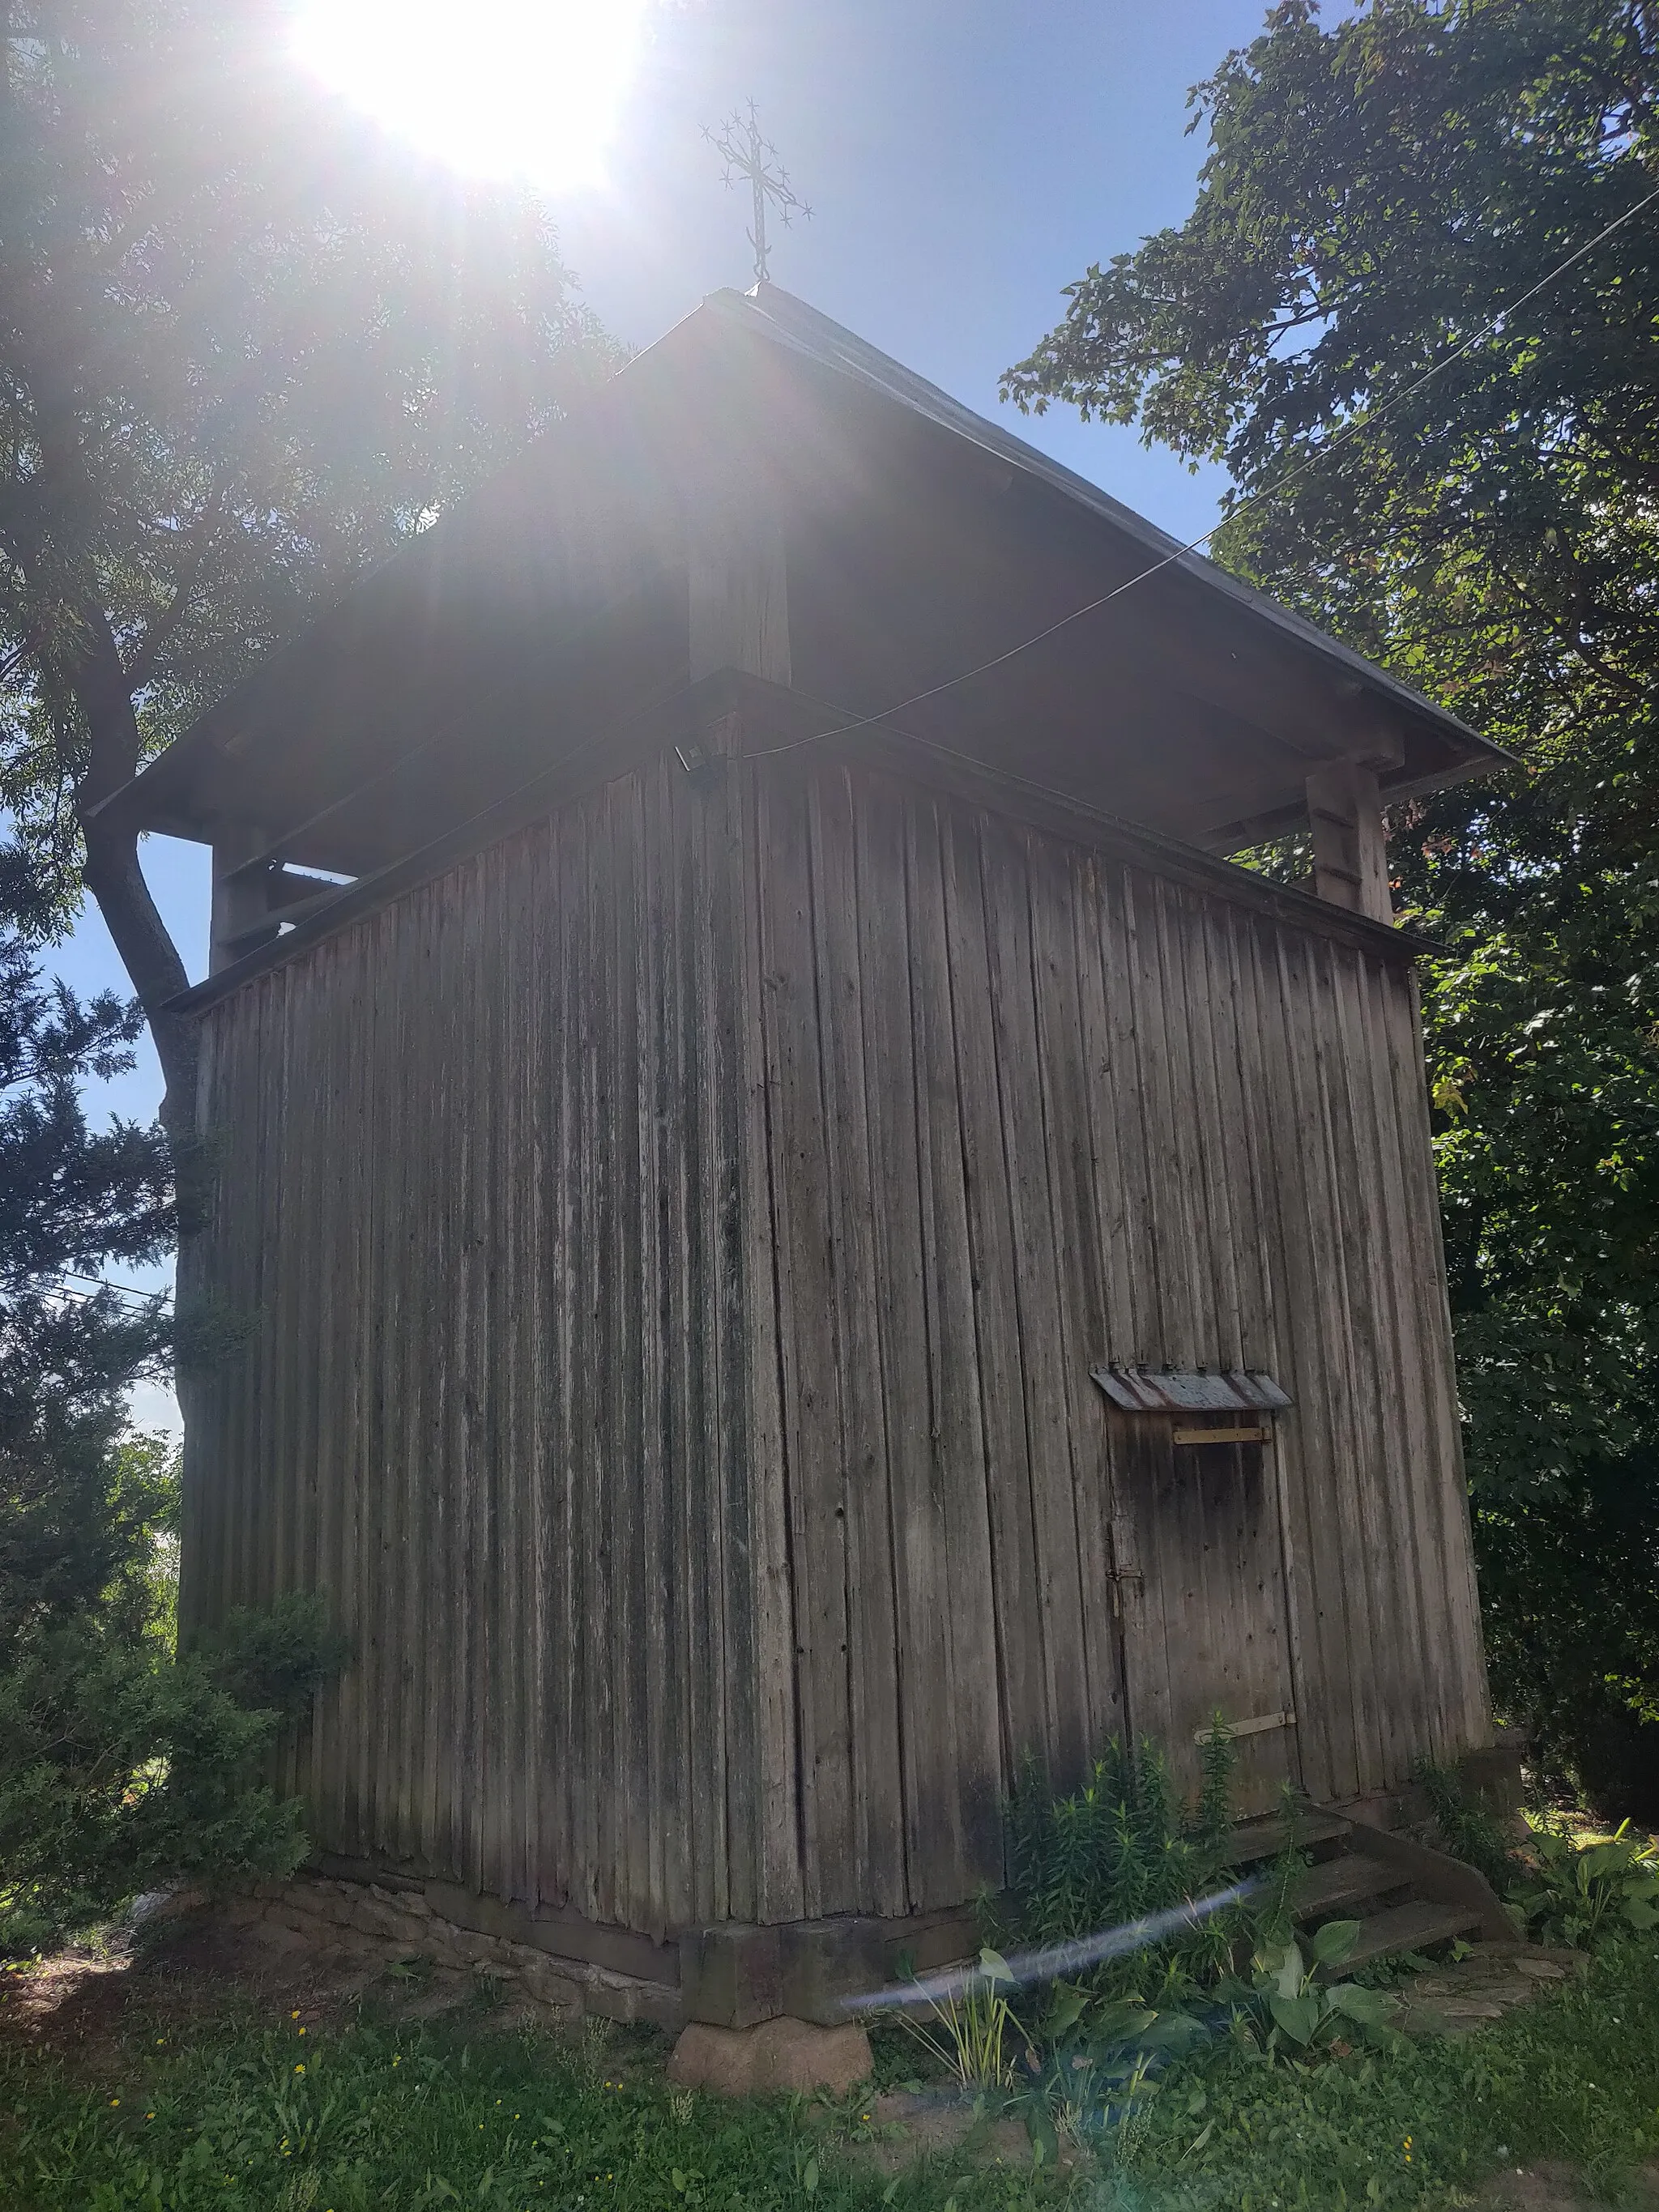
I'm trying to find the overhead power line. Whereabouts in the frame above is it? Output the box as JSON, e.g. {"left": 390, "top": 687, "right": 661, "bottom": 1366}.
{"left": 32, "top": 1268, "right": 170, "bottom": 1307}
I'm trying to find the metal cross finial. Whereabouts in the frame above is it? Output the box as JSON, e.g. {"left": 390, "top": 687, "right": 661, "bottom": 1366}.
{"left": 704, "top": 100, "right": 809, "bottom": 285}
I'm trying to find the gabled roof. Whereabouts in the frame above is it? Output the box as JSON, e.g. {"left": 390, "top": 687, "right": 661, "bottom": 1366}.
{"left": 98, "top": 282, "right": 1509, "bottom": 902}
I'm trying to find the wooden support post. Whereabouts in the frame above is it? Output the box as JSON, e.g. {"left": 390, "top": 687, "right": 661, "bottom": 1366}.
{"left": 1306, "top": 759, "right": 1392, "bottom": 925}
{"left": 209, "top": 825, "right": 272, "bottom": 974}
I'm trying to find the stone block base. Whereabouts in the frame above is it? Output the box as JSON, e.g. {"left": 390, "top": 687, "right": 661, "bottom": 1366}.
{"left": 224, "top": 1874, "right": 679, "bottom": 2028}
{"left": 667, "top": 2018, "right": 872, "bottom": 2098}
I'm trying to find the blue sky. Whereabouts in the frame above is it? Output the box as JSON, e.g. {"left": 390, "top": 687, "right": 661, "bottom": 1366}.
{"left": 54, "top": 0, "right": 1277, "bottom": 1417}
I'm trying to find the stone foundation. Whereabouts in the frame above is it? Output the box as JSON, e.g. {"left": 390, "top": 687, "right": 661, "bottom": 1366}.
{"left": 223, "top": 1873, "right": 680, "bottom": 2028}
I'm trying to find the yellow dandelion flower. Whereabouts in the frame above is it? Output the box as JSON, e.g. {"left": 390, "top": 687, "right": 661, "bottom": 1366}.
{"left": 294, "top": 2063, "right": 305, "bottom": 2075}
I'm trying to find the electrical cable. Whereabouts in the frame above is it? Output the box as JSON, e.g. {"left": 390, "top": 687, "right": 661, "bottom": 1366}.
{"left": 41, "top": 1268, "right": 169, "bottom": 1306}
{"left": 748, "top": 181, "right": 1659, "bottom": 763}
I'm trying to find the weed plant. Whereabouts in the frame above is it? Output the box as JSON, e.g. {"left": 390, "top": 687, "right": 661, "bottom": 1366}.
{"left": 915, "top": 1730, "right": 1309, "bottom": 2155}
{"left": 1416, "top": 1759, "right": 1659, "bottom": 1950}
{"left": 991, "top": 1728, "right": 1289, "bottom": 2010}
{"left": 1512, "top": 1814, "right": 1659, "bottom": 1947}
{"left": 1412, "top": 1759, "right": 1524, "bottom": 1894}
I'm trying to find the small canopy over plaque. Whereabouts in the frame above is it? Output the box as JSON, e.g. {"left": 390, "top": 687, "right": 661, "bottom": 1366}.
{"left": 1089, "top": 1366, "right": 1292, "bottom": 1415}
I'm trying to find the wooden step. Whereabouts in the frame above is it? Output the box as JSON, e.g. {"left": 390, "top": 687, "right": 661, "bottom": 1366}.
{"left": 1226, "top": 1809, "right": 1350, "bottom": 1867}
{"left": 1290, "top": 1852, "right": 1404, "bottom": 1920}
{"left": 1334, "top": 1899, "right": 1483, "bottom": 1971}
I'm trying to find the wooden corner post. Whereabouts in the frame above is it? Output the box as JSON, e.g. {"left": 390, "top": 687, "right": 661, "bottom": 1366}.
{"left": 1305, "top": 758, "right": 1392, "bottom": 925}
{"left": 208, "top": 825, "right": 273, "bottom": 974}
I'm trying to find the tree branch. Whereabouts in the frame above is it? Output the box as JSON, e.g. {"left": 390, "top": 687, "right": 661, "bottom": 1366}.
{"left": 122, "top": 492, "right": 225, "bottom": 693}
{"left": 1491, "top": 560, "right": 1652, "bottom": 704}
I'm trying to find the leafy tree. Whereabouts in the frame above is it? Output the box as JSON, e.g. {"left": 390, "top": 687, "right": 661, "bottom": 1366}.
{"left": 0, "top": 927, "right": 171, "bottom": 1645}
{"left": 0, "top": 926, "right": 339, "bottom": 1949}
{"left": 1004, "top": 0, "right": 1659, "bottom": 1809}
{"left": 2, "top": 0, "right": 620, "bottom": 1147}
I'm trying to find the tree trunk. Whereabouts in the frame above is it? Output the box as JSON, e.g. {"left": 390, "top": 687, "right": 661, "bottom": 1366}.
{"left": 71, "top": 610, "right": 211, "bottom": 1449}
{"left": 72, "top": 607, "right": 199, "bottom": 1157}
{"left": 79, "top": 825, "right": 198, "bottom": 1147}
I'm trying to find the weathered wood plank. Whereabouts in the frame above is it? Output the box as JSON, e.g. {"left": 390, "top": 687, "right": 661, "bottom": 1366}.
{"left": 979, "top": 816, "right": 1092, "bottom": 1786}
{"left": 1275, "top": 930, "right": 1371, "bottom": 1803}
{"left": 1325, "top": 944, "right": 1422, "bottom": 1788}
{"left": 851, "top": 775, "right": 968, "bottom": 1907}
{"left": 937, "top": 803, "right": 1051, "bottom": 1782}
{"left": 806, "top": 764, "right": 907, "bottom": 1914}
{"left": 752, "top": 758, "right": 855, "bottom": 1916}
{"left": 1224, "top": 910, "right": 1314, "bottom": 1805}
{"left": 902, "top": 794, "right": 1004, "bottom": 1889}
{"left": 1385, "top": 967, "right": 1490, "bottom": 1752}
{"left": 734, "top": 745, "right": 803, "bottom": 1926}
{"left": 642, "top": 757, "right": 685, "bottom": 1933}
{"left": 1030, "top": 847, "right": 1127, "bottom": 1755}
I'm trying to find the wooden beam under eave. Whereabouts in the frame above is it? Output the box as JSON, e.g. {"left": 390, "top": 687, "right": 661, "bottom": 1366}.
{"left": 1307, "top": 758, "right": 1392, "bottom": 925}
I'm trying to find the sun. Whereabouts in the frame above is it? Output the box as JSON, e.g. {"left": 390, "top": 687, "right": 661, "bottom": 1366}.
{"left": 291, "top": 0, "right": 649, "bottom": 193}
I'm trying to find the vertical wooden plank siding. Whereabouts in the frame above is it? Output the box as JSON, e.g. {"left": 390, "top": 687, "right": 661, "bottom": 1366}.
{"left": 741, "top": 754, "right": 1488, "bottom": 1907}
{"left": 183, "top": 757, "right": 753, "bottom": 1940}
{"left": 179, "top": 740, "right": 1490, "bottom": 1939}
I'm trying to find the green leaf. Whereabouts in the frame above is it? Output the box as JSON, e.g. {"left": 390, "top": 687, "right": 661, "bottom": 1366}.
{"left": 1326, "top": 1983, "right": 1390, "bottom": 2030}
{"left": 1025, "top": 2103, "right": 1060, "bottom": 2165}
{"left": 1090, "top": 2001, "right": 1159, "bottom": 2048}
{"left": 1140, "top": 2011, "right": 1205, "bottom": 2054}
{"left": 1266, "top": 1993, "right": 1323, "bottom": 2047}
{"left": 1273, "top": 1942, "right": 1306, "bottom": 2001}
{"left": 1310, "top": 1919, "right": 1361, "bottom": 1969}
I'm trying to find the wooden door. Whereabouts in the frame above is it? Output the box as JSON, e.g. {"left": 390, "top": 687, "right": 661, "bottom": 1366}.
{"left": 1104, "top": 1410, "right": 1300, "bottom": 1818}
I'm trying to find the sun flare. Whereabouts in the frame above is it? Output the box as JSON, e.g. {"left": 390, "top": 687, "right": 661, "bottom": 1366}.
{"left": 292, "top": 0, "right": 648, "bottom": 192}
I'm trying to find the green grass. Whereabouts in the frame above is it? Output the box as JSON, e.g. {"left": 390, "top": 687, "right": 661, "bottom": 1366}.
{"left": 2, "top": 1939, "right": 1657, "bottom": 2211}
{"left": 1118, "top": 1934, "right": 1659, "bottom": 2208}
{"left": 0, "top": 1999, "right": 1057, "bottom": 2212}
